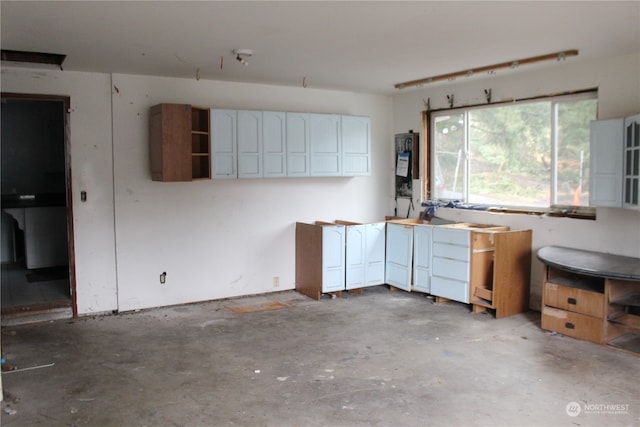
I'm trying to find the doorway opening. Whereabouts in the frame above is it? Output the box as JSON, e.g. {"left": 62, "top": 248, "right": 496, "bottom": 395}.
{"left": 1, "top": 93, "right": 76, "bottom": 324}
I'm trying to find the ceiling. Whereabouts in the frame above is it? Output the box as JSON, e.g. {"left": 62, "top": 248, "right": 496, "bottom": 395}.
{"left": 2, "top": 1, "right": 639, "bottom": 95}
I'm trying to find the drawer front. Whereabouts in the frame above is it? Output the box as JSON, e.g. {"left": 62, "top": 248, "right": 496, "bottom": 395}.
{"left": 431, "top": 276, "right": 469, "bottom": 303}
{"left": 433, "top": 227, "right": 470, "bottom": 247}
{"left": 544, "top": 282, "right": 604, "bottom": 319}
{"left": 433, "top": 242, "right": 470, "bottom": 262}
{"left": 433, "top": 257, "right": 469, "bottom": 282}
{"left": 541, "top": 306, "right": 604, "bottom": 344}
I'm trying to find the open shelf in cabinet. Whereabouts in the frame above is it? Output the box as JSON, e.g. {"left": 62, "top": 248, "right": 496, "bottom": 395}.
{"left": 546, "top": 266, "right": 605, "bottom": 293}
{"left": 190, "top": 107, "right": 210, "bottom": 180}
{"left": 605, "top": 278, "right": 640, "bottom": 354}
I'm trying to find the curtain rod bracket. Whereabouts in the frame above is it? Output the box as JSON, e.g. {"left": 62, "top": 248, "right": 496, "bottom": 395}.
{"left": 484, "top": 89, "right": 492, "bottom": 103}
{"left": 447, "top": 94, "right": 454, "bottom": 108}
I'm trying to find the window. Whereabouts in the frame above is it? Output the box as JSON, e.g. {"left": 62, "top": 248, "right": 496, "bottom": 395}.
{"left": 429, "top": 92, "right": 597, "bottom": 209}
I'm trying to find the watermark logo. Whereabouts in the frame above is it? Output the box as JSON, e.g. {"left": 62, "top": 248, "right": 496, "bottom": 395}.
{"left": 566, "top": 401, "right": 582, "bottom": 417}
{"left": 566, "top": 401, "right": 630, "bottom": 417}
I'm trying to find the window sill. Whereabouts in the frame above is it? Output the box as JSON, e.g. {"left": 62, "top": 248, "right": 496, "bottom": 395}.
{"left": 422, "top": 200, "right": 596, "bottom": 220}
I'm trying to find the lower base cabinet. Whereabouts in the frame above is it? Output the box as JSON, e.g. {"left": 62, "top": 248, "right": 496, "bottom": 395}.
{"left": 430, "top": 223, "right": 532, "bottom": 319}
{"left": 336, "top": 220, "right": 386, "bottom": 290}
{"left": 539, "top": 246, "right": 640, "bottom": 355}
{"left": 295, "top": 220, "right": 385, "bottom": 300}
{"left": 384, "top": 219, "right": 433, "bottom": 293}
{"left": 295, "top": 219, "right": 533, "bottom": 319}
{"left": 295, "top": 222, "right": 345, "bottom": 300}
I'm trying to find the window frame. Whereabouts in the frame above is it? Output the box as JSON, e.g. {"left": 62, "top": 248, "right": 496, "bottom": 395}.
{"left": 422, "top": 89, "right": 598, "bottom": 215}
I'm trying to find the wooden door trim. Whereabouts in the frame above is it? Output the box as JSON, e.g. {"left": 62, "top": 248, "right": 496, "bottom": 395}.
{"left": 1, "top": 92, "right": 77, "bottom": 317}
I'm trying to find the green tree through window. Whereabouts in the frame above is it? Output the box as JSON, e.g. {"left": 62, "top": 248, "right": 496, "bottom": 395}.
{"left": 431, "top": 92, "right": 597, "bottom": 208}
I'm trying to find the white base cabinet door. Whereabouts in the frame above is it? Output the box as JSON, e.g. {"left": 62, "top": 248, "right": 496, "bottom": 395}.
{"left": 321, "top": 225, "right": 346, "bottom": 292}
{"left": 364, "top": 223, "right": 386, "bottom": 287}
{"left": 343, "top": 222, "right": 386, "bottom": 290}
{"left": 413, "top": 224, "right": 433, "bottom": 293}
{"left": 345, "top": 224, "right": 366, "bottom": 290}
{"left": 385, "top": 222, "right": 414, "bottom": 291}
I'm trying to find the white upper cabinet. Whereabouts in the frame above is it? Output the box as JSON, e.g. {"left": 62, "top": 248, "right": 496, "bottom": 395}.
{"left": 286, "top": 112, "right": 310, "bottom": 177}
{"left": 590, "top": 118, "right": 623, "bottom": 207}
{"left": 341, "top": 115, "right": 371, "bottom": 176}
{"left": 310, "top": 113, "right": 341, "bottom": 176}
{"left": 262, "top": 111, "right": 287, "bottom": 178}
{"left": 590, "top": 114, "right": 640, "bottom": 209}
{"left": 237, "top": 110, "right": 263, "bottom": 178}
{"left": 209, "top": 109, "right": 370, "bottom": 180}
{"left": 210, "top": 109, "right": 237, "bottom": 179}
{"left": 623, "top": 115, "right": 640, "bottom": 209}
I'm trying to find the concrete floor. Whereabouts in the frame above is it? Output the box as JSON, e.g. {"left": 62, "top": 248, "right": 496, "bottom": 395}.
{"left": 1, "top": 286, "right": 638, "bottom": 426}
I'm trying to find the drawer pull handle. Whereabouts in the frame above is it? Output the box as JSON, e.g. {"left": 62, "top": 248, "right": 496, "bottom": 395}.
{"left": 565, "top": 322, "right": 575, "bottom": 329}
{"left": 568, "top": 298, "right": 577, "bottom": 305}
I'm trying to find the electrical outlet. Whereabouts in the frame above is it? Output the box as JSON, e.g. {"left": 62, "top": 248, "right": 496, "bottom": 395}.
{"left": 160, "top": 272, "right": 166, "bottom": 284}
{"left": 273, "top": 276, "right": 279, "bottom": 288}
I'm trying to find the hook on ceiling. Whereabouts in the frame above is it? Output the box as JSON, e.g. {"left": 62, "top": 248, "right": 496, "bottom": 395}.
{"left": 233, "top": 49, "right": 253, "bottom": 66}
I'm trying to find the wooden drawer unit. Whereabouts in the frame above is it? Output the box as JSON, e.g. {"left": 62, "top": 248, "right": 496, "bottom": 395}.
{"left": 541, "top": 265, "right": 606, "bottom": 344}
{"left": 538, "top": 247, "right": 640, "bottom": 355}
{"left": 544, "top": 282, "right": 605, "bottom": 319}
{"left": 542, "top": 306, "right": 605, "bottom": 344}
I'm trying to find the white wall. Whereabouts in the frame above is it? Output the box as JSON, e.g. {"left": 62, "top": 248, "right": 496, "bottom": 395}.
{"left": 110, "top": 74, "right": 393, "bottom": 311}
{"left": 1, "top": 67, "right": 118, "bottom": 314}
{"left": 393, "top": 52, "right": 640, "bottom": 309}
{"left": 1, "top": 67, "right": 393, "bottom": 314}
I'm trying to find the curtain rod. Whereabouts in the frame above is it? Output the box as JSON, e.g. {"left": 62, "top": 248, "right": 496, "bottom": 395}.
{"left": 395, "top": 50, "right": 579, "bottom": 90}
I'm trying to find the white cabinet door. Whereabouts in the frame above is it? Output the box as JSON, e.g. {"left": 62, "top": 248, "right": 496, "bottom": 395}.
{"left": 413, "top": 224, "right": 432, "bottom": 293}
{"left": 211, "top": 109, "right": 237, "bottom": 179}
{"left": 310, "top": 113, "right": 341, "bottom": 176}
{"left": 623, "top": 115, "right": 640, "bottom": 209}
{"left": 322, "top": 226, "right": 345, "bottom": 292}
{"left": 345, "top": 222, "right": 386, "bottom": 290}
{"left": 341, "top": 115, "right": 371, "bottom": 176}
{"left": 385, "top": 222, "right": 413, "bottom": 291}
{"left": 237, "top": 110, "right": 262, "bottom": 178}
{"left": 286, "top": 112, "right": 310, "bottom": 177}
{"left": 263, "top": 111, "right": 287, "bottom": 177}
{"left": 345, "top": 224, "right": 365, "bottom": 290}
{"left": 364, "top": 222, "right": 386, "bottom": 287}
{"left": 590, "top": 119, "right": 623, "bottom": 207}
